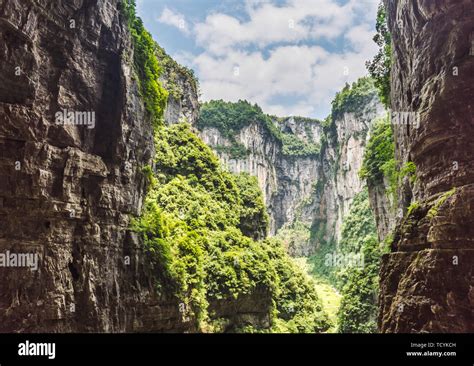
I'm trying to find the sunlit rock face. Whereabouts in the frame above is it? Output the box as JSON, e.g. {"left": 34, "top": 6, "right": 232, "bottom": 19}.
{"left": 378, "top": 0, "right": 474, "bottom": 333}
{"left": 199, "top": 95, "right": 385, "bottom": 255}
{"left": 316, "top": 97, "right": 385, "bottom": 247}
{"left": 200, "top": 118, "right": 322, "bottom": 236}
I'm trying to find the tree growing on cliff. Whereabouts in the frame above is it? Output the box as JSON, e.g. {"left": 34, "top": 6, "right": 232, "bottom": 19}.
{"left": 366, "top": 2, "right": 391, "bottom": 108}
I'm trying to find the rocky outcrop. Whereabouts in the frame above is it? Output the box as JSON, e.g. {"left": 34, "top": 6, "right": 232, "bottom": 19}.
{"left": 0, "top": 0, "right": 192, "bottom": 332}
{"left": 199, "top": 117, "right": 323, "bottom": 236}
{"left": 367, "top": 177, "right": 395, "bottom": 242}
{"left": 199, "top": 94, "right": 385, "bottom": 255}
{"left": 158, "top": 47, "right": 200, "bottom": 126}
{"left": 378, "top": 0, "right": 474, "bottom": 332}
{"left": 0, "top": 0, "right": 283, "bottom": 333}
{"left": 314, "top": 97, "right": 385, "bottom": 247}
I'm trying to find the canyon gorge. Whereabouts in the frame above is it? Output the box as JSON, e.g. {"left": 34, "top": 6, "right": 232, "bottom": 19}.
{"left": 0, "top": 0, "right": 472, "bottom": 333}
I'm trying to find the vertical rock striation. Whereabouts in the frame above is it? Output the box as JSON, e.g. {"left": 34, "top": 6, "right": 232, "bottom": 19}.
{"left": 199, "top": 92, "right": 385, "bottom": 254}
{"left": 0, "top": 0, "right": 189, "bottom": 332}
{"left": 199, "top": 116, "right": 323, "bottom": 236}
{"left": 378, "top": 0, "right": 474, "bottom": 332}
{"left": 315, "top": 96, "right": 385, "bottom": 247}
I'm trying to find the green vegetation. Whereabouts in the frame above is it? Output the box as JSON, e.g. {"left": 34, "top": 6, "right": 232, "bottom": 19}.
{"left": 123, "top": 1, "right": 330, "bottom": 333}
{"left": 360, "top": 115, "right": 418, "bottom": 205}
{"left": 198, "top": 100, "right": 320, "bottom": 158}
{"left": 234, "top": 172, "right": 269, "bottom": 240}
{"left": 338, "top": 190, "right": 378, "bottom": 256}
{"left": 155, "top": 45, "right": 199, "bottom": 100}
{"left": 122, "top": 0, "right": 168, "bottom": 128}
{"left": 280, "top": 133, "right": 320, "bottom": 157}
{"left": 269, "top": 242, "right": 330, "bottom": 333}
{"left": 312, "top": 278, "right": 341, "bottom": 333}
{"left": 400, "top": 161, "right": 417, "bottom": 184}
{"left": 331, "top": 77, "right": 378, "bottom": 121}
{"left": 122, "top": 0, "right": 393, "bottom": 334}
{"left": 359, "top": 115, "right": 395, "bottom": 185}
{"left": 273, "top": 221, "right": 311, "bottom": 256}
{"left": 214, "top": 143, "right": 249, "bottom": 160}
{"left": 427, "top": 188, "right": 456, "bottom": 220}
{"left": 407, "top": 201, "right": 420, "bottom": 217}
{"left": 197, "top": 100, "right": 271, "bottom": 138}
{"left": 336, "top": 189, "right": 381, "bottom": 333}
{"left": 308, "top": 189, "right": 380, "bottom": 333}
{"left": 132, "top": 123, "right": 329, "bottom": 332}
{"left": 366, "top": 2, "right": 392, "bottom": 108}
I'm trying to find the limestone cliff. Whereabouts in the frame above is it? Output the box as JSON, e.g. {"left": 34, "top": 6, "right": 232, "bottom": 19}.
{"left": 199, "top": 115, "right": 322, "bottom": 237}
{"left": 313, "top": 93, "right": 385, "bottom": 248}
{"left": 0, "top": 0, "right": 194, "bottom": 332}
{"left": 157, "top": 46, "right": 200, "bottom": 126}
{"left": 0, "top": 0, "right": 330, "bottom": 333}
{"left": 377, "top": 0, "right": 474, "bottom": 332}
{"left": 198, "top": 83, "right": 385, "bottom": 255}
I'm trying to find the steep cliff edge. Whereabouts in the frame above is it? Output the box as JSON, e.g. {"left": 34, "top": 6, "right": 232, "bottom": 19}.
{"left": 198, "top": 102, "right": 323, "bottom": 238}
{"left": 196, "top": 79, "right": 385, "bottom": 258}
{"left": 196, "top": 80, "right": 388, "bottom": 332}
{"left": 377, "top": 0, "right": 474, "bottom": 332}
{"left": 312, "top": 79, "right": 385, "bottom": 248}
{"left": 0, "top": 0, "right": 330, "bottom": 333}
{"left": 0, "top": 0, "right": 185, "bottom": 332}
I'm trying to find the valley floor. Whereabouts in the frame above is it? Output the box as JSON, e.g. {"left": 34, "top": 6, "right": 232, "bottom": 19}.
{"left": 292, "top": 258, "right": 341, "bottom": 333}
{"left": 313, "top": 278, "right": 341, "bottom": 333}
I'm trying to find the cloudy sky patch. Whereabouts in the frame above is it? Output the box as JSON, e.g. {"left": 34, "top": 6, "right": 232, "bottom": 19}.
{"left": 137, "top": 0, "right": 379, "bottom": 119}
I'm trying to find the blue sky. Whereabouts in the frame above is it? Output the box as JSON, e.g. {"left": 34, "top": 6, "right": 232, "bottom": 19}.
{"left": 136, "top": 0, "right": 380, "bottom": 119}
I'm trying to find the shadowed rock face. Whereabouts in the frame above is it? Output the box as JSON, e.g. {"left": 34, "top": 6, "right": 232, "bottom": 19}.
{"left": 0, "top": 0, "right": 275, "bottom": 333}
{"left": 378, "top": 0, "right": 474, "bottom": 332}
{"left": 0, "top": 0, "right": 191, "bottom": 332}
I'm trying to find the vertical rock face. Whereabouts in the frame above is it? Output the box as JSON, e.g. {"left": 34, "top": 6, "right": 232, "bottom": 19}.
{"left": 199, "top": 117, "right": 323, "bottom": 235}
{"left": 315, "top": 97, "right": 385, "bottom": 246}
{"left": 158, "top": 47, "right": 200, "bottom": 126}
{"left": 367, "top": 177, "right": 396, "bottom": 243}
{"left": 378, "top": 0, "right": 474, "bottom": 332}
{"left": 199, "top": 95, "right": 385, "bottom": 253}
{"left": 0, "top": 0, "right": 188, "bottom": 332}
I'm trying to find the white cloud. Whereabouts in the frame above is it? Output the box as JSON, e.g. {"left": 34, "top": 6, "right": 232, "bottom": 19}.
{"left": 158, "top": 7, "right": 190, "bottom": 35}
{"left": 160, "top": 0, "right": 380, "bottom": 118}
{"left": 194, "top": 0, "right": 371, "bottom": 56}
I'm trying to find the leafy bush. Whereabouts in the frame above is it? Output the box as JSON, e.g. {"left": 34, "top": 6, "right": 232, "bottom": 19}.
{"left": 366, "top": 2, "right": 392, "bottom": 108}
{"left": 359, "top": 115, "right": 395, "bottom": 185}
{"left": 234, "top": 173, "right": 269, "bottom": 240}
{"left": 122, "top": 0, "right": 168, "bottom": 128}
{"left": 198, "top": 100, "right": 320, "bottom": 158}
{"left": 133, "top": 123, "right": 329, "bottom": 332}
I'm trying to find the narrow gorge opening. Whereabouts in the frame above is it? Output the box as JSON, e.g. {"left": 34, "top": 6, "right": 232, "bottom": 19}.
{"left": 126, "top": 0, "right": 395, "bottom": 333}
{"left": 1, "top": 0, "right": 472, "bottom": 345}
